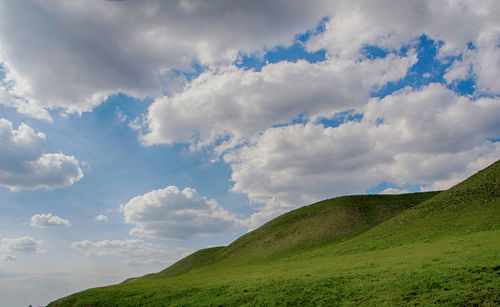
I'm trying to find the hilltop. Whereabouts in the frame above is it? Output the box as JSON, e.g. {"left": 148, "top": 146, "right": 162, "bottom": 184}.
{"left": 50, "top": 160, "right": 500, "bottom": 306}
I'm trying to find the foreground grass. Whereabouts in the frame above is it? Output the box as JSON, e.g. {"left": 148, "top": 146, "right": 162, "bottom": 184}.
{"left": 51, "top": 229, "right": 500, "bottom": 306}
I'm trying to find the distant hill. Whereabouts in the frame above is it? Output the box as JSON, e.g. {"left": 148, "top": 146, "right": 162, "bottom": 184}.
{"left": 50, "top": 160, "right": 500, "bottom": 306}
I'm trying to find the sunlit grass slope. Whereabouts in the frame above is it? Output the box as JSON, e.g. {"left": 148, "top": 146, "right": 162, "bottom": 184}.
{"left": 211, "top": 192, "right": 439, "bottom": 264}
{"left": 50, "top": 160, "right": 500, "bottom": 306}
{"left": 140, "top": 246, "right": 224, "bottom": 280}
{"left": 149, "top": 191, "right": 439, "bottom": 279}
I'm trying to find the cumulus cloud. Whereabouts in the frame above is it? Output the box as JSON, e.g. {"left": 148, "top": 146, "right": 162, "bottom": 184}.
{"left": 0, "top": 236, "right": 43, "bottom": 254}
{"left": 307, "top": 0, "right": 500, "bottom": 59}
{"left": 29, "top": 213, "right": 71, "bottom": 228}
{"left": 0, "top": 118, "right": 83, "bottom": 191}
{"left": 72, "top": 239, "right": 148, "bottom": 257}
{"left": 0, "top": 0, "right": 328, "bottom": 115}
{"left": 143, "top": 53, "right": 415, "bottom": 148}
{"left": 121, "top": 186, "right": 244, "bottom": 239}
{"left": 1, "top": 0, "right": 496, "bottom": 118}
{"left": 380, "top": 188, "right": 410, "bottom": 195}
{"left": 224, "top": 84, "right": 500, "bottom": 228}
{"left": 94, "top": 215, "right": 108, "bottom": 222}
{"left": 0, "top": 72, "right": 52, "bottom": 121}
{"left": 71, "top": 239, "right": 191, "bottom": 266}
{"left": 445, "top": 27, "right": 500, "bottom": 95}
{"left": 306, "top": 0, "right": 500, "bottom": 96}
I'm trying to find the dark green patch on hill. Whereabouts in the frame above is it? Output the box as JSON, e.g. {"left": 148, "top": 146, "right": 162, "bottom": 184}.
{"left": 215, "top": 192, "right": 440, "bottom": 263}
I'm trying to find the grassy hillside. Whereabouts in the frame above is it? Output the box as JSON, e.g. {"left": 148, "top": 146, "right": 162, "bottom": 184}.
{"left": 330, "top": 159, "right": 500, "bottom": 254}
{"left": 211, "top": 192, "right": 439, "bottom": 263}
{"left": 50, "top": 160, "right": 500, "bottom": 306}
{"left": 140, "top": 192, "right": 438, "bottom": 281}
{"left": 149, "top": 192, "right": 439, "bottom": 279}
{"left": 143, "top": 246, "right": 224, "bottom": 280}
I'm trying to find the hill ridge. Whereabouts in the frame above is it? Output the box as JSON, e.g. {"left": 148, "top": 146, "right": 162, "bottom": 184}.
{"left": 146, "top": 192, "right": 439, "bottom": 280}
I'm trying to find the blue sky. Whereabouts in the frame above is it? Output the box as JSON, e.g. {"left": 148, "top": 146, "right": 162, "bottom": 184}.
{"left": 0, "top": 1, "right": 499, "bottom": 306}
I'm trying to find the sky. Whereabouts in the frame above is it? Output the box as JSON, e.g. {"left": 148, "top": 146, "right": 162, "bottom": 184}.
{"left": 0, "top": 1, "right": 499, "bottom": 306}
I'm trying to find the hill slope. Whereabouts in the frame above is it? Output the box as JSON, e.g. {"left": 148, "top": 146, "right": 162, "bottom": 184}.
{"left": 50, "top": 160, "right": 500, "bottom": 306}
{"left": 216, "top": 193, "right": 440, "bottom": 262}
{"left": 147, "top": 192, "right": 439, "bottom": 280}
{"left": 141, "top": 246, "right": 224, "bottom": 280}
{"left": 330, "top": 159, "right": 500, "bottom": 254}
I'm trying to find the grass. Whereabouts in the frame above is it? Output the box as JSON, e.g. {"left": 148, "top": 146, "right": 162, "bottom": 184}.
{"left": 142, "top": 247, "right": 224, "bottom": 280}
{"left": 49, "top": 160, "right": 500, "bottom": 306}
{"left": 214, "top": 192, "right": 440, "bottom": 264}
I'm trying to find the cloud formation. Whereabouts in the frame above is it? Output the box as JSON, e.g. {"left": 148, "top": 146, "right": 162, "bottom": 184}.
{"left": 380, "top": 188, "right": 410, "bottom": 195}
{"left": 444, "top": 27, "right": 500, "bottom": 95}
{"left": 224, "top": 84, "right": 500, "bottom": 228}
{"left": 306, "top": 0, "right": 499, "bottom": 60}
{"left": 71, "top": 239, "right": 191, "bottom": 266}
{"left": 0, "top": 118, "right": 83, "bottom": 191}
{"left": 121, "top": 186, "right": 244, "bottom": 239}
{"left": 29, "top": 213, "right": 71, "bottom": 228}
{"left": 0, "top": 236, "right": 43, "bottom": 254}
{"left": 0, "top": 65, "right": 52, "bottom": 120}
{"left": 144, "top": 53, "right": 415, "bottom": 148}
{"left": 94, "top": 215, "right": 108, "bottom": 222}
{"left": 0, "top": 0, "right": 327, "bottom": 115}
{"left": 71, "top": 239, "right": 147, "bottom": 257}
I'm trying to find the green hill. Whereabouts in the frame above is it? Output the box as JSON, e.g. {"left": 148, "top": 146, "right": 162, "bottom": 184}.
{"left": 145, "top": 192, "right": 439, "bottom": 280}
{"left": 50, "top": 160, "right": 500, "bottom": 306}
{"left": 334, "top": 159, "right": 500, "bottom": 253}
{"left": 215, "top": 193, "right": 440, "bottom": 263}
{"left": 142, "top": 246, "right": 224, "bottom": 280}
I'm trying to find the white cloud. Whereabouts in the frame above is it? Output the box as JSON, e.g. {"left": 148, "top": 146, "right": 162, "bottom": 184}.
{"left": 1, "top": 0, "right": 496, "bottom": 118}
{"left": 0, "top": 0, "right": 328, "bottom": 115}
{"left": 224, "top": 84, "right": 500, "bottom": 228}
{"left": 29, "top": 213, "right": 71, "bottom": 228}
{"left": 71, "top": 239, "right": 147, "bottom": 257}
{"left": 305, "top": 0, "right": 500, "bottom": 97}
{"left": 94, "top": 214, "right": 108, "bottom": 222}
{"left": 143, "top": 53, "right": 415, "bottom": 147}
{"left": 445, "top": 27, "right": 500, "bottom": 95}
{"left": 0, "top": 83, "right": 52, "bottom": 121}
{"left": 71, "top": 239, "right": 191, "bottom": 266}
{"left": 0, "top": 118, "right": 83, "bottom": 191}
{"left": 307, "top": 0, "right": 500, "bottom": 60}
{"left": 1, "top": 236, "right": 43, "bottom": 254}
{"left": 380, "top": 188, "right": 410, "bottom": 195}
{"left": 1, "top": 63, "right": 53, "bottom": 120}
{"left": 121, "top": 186, "right": 244, "bottom": 239}
{"left": 420, "top": 151, "right": 500, "bottom": 191}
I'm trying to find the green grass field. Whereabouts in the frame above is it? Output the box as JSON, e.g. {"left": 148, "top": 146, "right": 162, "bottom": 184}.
{"left": 49, "top": 160, "right": 500, "bottom": 306}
